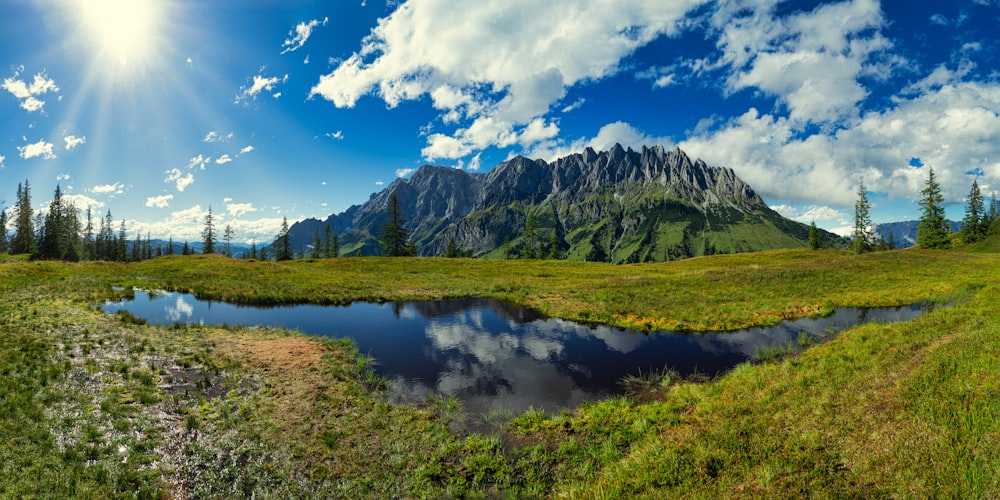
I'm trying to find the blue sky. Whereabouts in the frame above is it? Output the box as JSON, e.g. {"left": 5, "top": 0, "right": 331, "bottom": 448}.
{"left": 2, "top": 0, "right": 999, "bottom": 242}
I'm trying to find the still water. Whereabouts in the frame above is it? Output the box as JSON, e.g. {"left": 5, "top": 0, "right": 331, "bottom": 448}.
{"left": 104, "top": 290, "right": 924, "bottom": 415}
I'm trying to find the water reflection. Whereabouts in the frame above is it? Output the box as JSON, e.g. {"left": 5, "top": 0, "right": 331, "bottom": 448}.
{"left": 104, "top": 291, "right": 924, "bottom": 415}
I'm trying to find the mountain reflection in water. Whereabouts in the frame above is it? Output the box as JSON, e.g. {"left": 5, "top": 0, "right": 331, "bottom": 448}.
{"left": 104, "top": 291, "right": 924, "bottom": 416}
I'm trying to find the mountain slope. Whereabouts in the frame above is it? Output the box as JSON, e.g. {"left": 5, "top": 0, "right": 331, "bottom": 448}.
{"left": 286, "top": 144, "right": 845, "bottom": 261}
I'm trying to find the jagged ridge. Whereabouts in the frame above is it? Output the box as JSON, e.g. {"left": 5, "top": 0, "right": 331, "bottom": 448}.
{"left": 285, "top": 144, "right": 845, "bottom": 261}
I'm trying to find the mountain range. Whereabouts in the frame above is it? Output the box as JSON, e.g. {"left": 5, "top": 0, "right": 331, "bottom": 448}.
{"left": 282, "top": 144, "right": 846, "bottom": 262}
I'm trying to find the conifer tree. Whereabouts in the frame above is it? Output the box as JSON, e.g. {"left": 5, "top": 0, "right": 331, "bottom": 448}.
{"left": 329, "top": 229, "right": 339, "bottom": 258}
{"left": 182, "top": 241, "right": 190, "bottom": 255}
{"left": 961, "top": 178, "right": 985, "bottom": 244}
{"left": 202, "top": 206, "right": 216, "bottom": 254}
{"left": 311, "top": 229, "right": 322, "bottom": 259}
{"left": 850, "top": 180, "right": 872, "bottom": 254}
{"left": 117, "top": 220, "right": 128, "bottom": 261}
{"left": 83, "top": 206, "right": 95, "bottom": 260}
{"left": 916, "top": 167, "right": 951, "bottom": 249}
{"left": 0, "top": 204, "right": 8, "bottom": 254}
{"left": 808, "top": 221, "right": 821, "bottom": 250}
{"left": 444, "top": 237, "right": 459, "bottom": 258}
{"left": 523, "top": 212, "right": 538, "bottom": 259}
{"left": 167, "top": 236, "right": 174, "bottom": 255}
{"left": 380, "top": 193, "right": 412, "bottom": 256}
{"left": 11, "top": 180, "right": 37, "bottom": 255}
{"left": 548, "top": 232, "right": 560, "bottom": 260}
{"left": 223, "top": 224, "right": 234, "bottom": 257}
{"left": 274, "top": 217, "right": 293, "bottom": 261}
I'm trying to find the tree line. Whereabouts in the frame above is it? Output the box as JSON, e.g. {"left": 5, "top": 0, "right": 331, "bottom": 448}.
{"left": 840, "top": 168, "right": 999, "bottom": 255}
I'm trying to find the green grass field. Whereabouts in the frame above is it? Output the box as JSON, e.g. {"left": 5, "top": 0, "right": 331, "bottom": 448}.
{"left": 1, "top": 237, "right": 998, "bottom": 497}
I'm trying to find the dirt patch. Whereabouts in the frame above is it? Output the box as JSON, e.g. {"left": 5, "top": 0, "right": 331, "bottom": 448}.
{"left": 213, "top": 333, "right": 335, "bottom": 373}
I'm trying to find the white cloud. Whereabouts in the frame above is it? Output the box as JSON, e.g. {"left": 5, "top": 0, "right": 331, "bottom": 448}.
{"left": 325, "top": 130, "right": 344, "bottom": 140}
{"left": 145, "top": 194, "right": 174, "bottom": 208}
{"left": 164, "top": 168, "right": 195, "bottom": 192}
{"left": 375, "top": 180, "right": 385, "bottom": 186}
{"left": 56, "top": 173, "right": 71, "bottom": 181}
{"left": 216, "top": 155, "right": 232, "bottom": 165}
{"left": 561, "top": 98, "right": 586, "bottom": 113}
{"left": 526, "top": 121, "right": 673, "bottom": 162}
{"left": 396, "top": 168, "right": 415, "bottom": 178}
{"left": 310, "top": 0, "right": 707, "bottom": 159}
{"left": 18, "top": 139, "right": 56, "bottom": 160}
{"left": 3, "top": 69, "right": 59, "bottom": 113}
{"left": 0, "top": 155, "right": 5, "bottom": 167}
{"left": 226, "top": 202, "right": 257, "bottom": 217}
{"left": 705, "top": 0, "right": 890, "bottom": 125}
{"left": 62, "top": 194, "right": 102, "bottom": 210}
{"left": 235, "top": 69, "right": 289, "bottom": 103}
{"left": 89, "top": 182, "right": 126, "bottom": 195}
{"left": 188, "top": 154, "right": 212, "bottom": 170}
{"left": 203, "top": 131, "right": 233, "bottom": 143}
{"left": 281, "top": 17, "right": 329, "bottom": 54}
{"left": 239, "top": 145, "right": 254, "bottom": 155}
{"left": 64, "top": 134, "right": 86, "bottom": 151}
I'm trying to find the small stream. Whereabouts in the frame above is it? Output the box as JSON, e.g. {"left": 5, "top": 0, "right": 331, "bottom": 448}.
{"left": 104, "top": 290, "right": 925, "bottom": 415}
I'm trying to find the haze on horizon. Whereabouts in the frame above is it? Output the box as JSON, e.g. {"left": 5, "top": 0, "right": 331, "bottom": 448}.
{"left": 2, "top": 0, "right": 999, "bottom": 243}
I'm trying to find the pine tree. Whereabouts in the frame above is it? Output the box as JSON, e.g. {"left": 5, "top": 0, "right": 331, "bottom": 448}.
{"left": 274, "top": 217, "right": 293, "bottom": 261}
{"left": 117, "top": 220, "right": 128, "bottom": 261}
{"left": 167, "top": 236, "right": 174, "bottom": 255}
{"left": 83, "top": 206, "right": 95, "bottom": 260}
{"left": 0, "top": 204, "right": 8, "bottom": 254}
{"left": 223, "top": 224, "right": 234, "bottom": 257}
{"left": 548, "top": 232, "right": 560, "bottom": 260}
{"left": 311, "top": 229, "right": 322, "bottom": 259}
{"left": 808, "top": 221, "right": 821, "bottom": 250}
{"left": 380, "top": 193, "right": 411, "bottom": 256}
{"left": 323, "top": 224, "right": 334, "bottom": 258}
{"left": 329, "top": 231, "right": 339, "bottom": 258}
{"left": 917, "top": 167, "right": 951, "bottom": 249}
{"left": 850, "top": 180, "right": 872, "bottom": 255}
{"left": 523, "top": 212, "right": 538, "bottom": 259}
{"left": 182, "top": 241, "right": 190, "bottom": 255}
{"left": 444, "top": 237, "right": 459, "bottom": 258}
{"left": 11, "top": 180, "right": 37, "bottom": 256}
{"left": 202, "top": 206, "right": 216, "bottom": 254}
{"left": 887, "top": 232, "right": 897, "bottom": 250}
{"left": 961, "top": 178, "right": 985, "bottom": 244}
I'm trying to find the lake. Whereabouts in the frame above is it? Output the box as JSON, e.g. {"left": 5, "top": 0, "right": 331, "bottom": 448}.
{"left": 103, "top": 290, "right": 924, "bottom": 415}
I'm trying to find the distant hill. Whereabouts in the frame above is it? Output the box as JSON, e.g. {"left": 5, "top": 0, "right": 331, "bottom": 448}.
{"left": 873, "top": 220, "right": 962, "bottom": 248}
{"left": 283, "top": 144, "right": 846, "bottom": 262}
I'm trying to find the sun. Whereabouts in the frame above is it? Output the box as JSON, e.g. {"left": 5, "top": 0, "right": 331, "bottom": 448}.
{"left": 76, "top": 0, "right": 164, "bottom": 70}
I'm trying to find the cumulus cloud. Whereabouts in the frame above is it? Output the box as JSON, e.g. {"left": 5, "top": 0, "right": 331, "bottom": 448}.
{"left": 526, "top": 121, "right": 673, "bottom": 162}
{"left": 89, "top": 182, "right": 125, "bottom": 195}
{"left": 703, "top": 0, "right": 891, "bottom": 125}
{"left": 239, "top": 145, "right": 254, "bottom": 155}
{"left": 18, "top": 139, "right": 56, "bottom": 160}
{"left": 215, "top": 155, "right": 232, "bottom": 165}
{"left": 310, "top": 0, "right": 707, "bottom": 160}
{"left": 3, "top": 69, "right": 59, "bottom": 113}
{"left": 226, "top": 202, "right": 257, "bottom": 217}
{"left": 395, "top": 168, "right": 415, "bottom": 178}
{"left": 203, "top": 131, "right": 233, "bottom": 142}
{"left": 0, "top": 155, "right": 5, "bottom": 167}
{"left": 62, "top": 194, "right": 102, "bottom": 210}
{"left": 145, "top": 194, "right": 174, "bottom": 208}
{"left": 164, "top": 168, "right": 195, "bottom": 192}
{"left": 235, "top": 68, "right": 288, "bottom": 103}
{"left": 188, "top": 154, "right": 212, "bottom": 170}
{"left": 64, "top": 134, "right": 86, "bottom": 151}
{"left": 281, "top": 17, "right": 328, "bottom": 54}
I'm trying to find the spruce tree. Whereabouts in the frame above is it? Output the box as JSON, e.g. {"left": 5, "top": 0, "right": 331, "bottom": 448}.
{"left": 202, "top": 206, "right": 216, "bottom": 254}
{"left": 916, "top": 167, "right": 951, "bottom": 249}
{"left": 223, "top": 224, "right": 234, "bottom": 257}
{"left": 548, "top": 232, "right": 560, "bottom": 259}
{"left": 329, "top": 231, "right": 339, "bottom": 258}
{"left": 850, "top": 180, "right": 872, "bottom": 254}
{"left": 523, "top": 212, "right": 538, "bottom": 259}
{"left": 379, "top": 193, "right": 411, "bottom": 256}
{"left": 83, "top": 206, "right": 95, "bottom": 260}
{"left": 311, "top": 229, "right": 322, "bottom": 259}
{"left": 808, "top": 221, "right": 821, "bottom": 250}
{"left": 11, "top": 181, "right": 37, "bottom": 256}
{"left": 961, "top": 178, "right": 985, "bottom": 244}
{"left": 274, "top": 217, "right": 293, "bottom": 261}
{"left": 444, "top": 237, "right": 459, "bottom": 258}
{"left": 0, "top": 204, "right": 8, "bottom": 254}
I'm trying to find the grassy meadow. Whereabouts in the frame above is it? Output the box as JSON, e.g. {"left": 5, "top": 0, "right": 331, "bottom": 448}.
{"left": 1, "top": 236, "right": 998, "bottom": 497}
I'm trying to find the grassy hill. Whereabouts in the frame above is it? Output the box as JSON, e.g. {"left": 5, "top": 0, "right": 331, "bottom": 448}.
{"left": 1, "top": 238, "right": 998, "bottom": 496}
